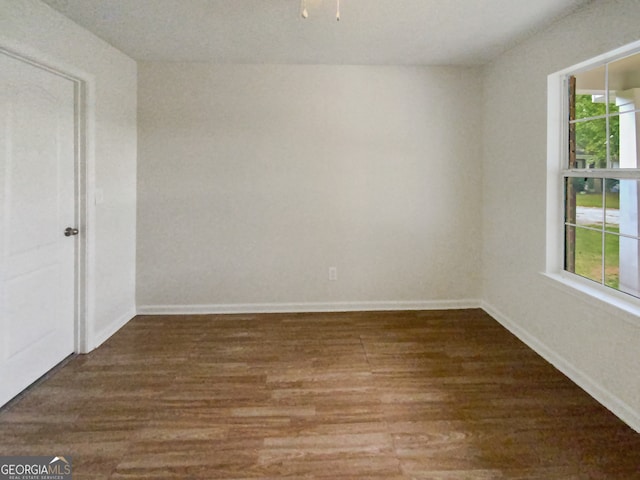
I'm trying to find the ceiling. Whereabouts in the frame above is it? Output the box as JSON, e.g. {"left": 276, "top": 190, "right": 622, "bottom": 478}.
{"left": 41, "top": 0, "right": 592, "bottom": 66}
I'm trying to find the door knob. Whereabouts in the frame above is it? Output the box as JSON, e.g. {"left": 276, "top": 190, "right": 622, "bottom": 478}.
{"left": 64, "top": 227, "right": 79, "bottom": 237}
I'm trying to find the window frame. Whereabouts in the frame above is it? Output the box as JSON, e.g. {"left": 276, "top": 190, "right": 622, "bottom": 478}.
{"left": 545, "top": 40, "right": 640, "bottom": 325}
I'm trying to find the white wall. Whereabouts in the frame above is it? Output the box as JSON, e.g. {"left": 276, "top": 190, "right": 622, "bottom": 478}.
{"left": 482, "top": 0, "right": 640, "bottom": 431}
{"left": 0, "top": 0, "right": 137, "bottom": 349}
{"left": 137, "top": 63, "right": 482, "bottom": 312}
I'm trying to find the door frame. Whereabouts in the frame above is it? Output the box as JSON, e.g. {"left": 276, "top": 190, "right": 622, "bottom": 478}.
{"left": 0, "top": 46, "right": 94, "bottom": 354}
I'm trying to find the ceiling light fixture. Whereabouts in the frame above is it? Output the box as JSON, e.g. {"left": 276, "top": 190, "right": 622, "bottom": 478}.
{"left": 300, "top": 0, "right": 340, "bottom": 21}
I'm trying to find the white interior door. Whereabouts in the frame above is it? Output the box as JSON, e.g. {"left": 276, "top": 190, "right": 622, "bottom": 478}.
{"left": 0, "top": 53, "right": 77, "bottom": 407}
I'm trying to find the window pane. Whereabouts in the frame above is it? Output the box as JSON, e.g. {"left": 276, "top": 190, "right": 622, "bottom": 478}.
{"left": 618, "top": 179, "right": 640, "bottom": 237}
{"left": 574, "top": 94, "right": 606, "bottom": 120}
{"left": 565, "top": 177, "right": 578, "bottom": 225}
{"left": 605, "top": 179, "right": 620, "bottom": 232}
{"left": 608, "top": 52, "right": 640, "bottom": 110}
{"left": 572, "top": 225, "right": 603, "bottom": 284}
{"left": 612, "top": 112, "right": 640, "bottom": 168}
{"left": 616, "top": 236, "right": 640, "bottom": 298}
{"left": 604, "top": 232, "right": 620, "bottom": 290}
{"left": 565, "top": 224, "right": 577, "bottom": 273}
{"left": 573, "top": 66, "right": 606, "bottom": 120}
{"left": 574, "top": 118, "right": 607, "bottom": 168}
{"left": 572, "top": 181, "right": 604, "bottom": 229}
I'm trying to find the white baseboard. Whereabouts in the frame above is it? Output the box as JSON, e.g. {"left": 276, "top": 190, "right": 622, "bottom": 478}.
{"left": 137, "top": 299, "right": 481, "bottom": 316}
{"left": 481, "top": 301, "right": 640, "bottom": 434}
{"left": 89, "top": 307, "right": 136, "bottom": 351}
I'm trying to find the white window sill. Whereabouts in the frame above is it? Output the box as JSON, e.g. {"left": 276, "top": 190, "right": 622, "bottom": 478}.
{"left": 541, "top": 272, "right": 640, "bottom": 328}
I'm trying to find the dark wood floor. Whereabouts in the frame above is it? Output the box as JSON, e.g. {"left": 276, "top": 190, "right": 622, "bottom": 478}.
{"left": 0, "top": 309, "right": 638, "bottom": 479}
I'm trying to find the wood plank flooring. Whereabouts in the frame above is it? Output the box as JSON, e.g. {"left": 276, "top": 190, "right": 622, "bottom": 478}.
{"left": 0, "top": 309, "right": 638, "bottom": 479}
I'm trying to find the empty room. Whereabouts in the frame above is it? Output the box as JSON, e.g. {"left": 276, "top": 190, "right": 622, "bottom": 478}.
{"left": 1, "top": 0, "right": 640, "bottom": 478}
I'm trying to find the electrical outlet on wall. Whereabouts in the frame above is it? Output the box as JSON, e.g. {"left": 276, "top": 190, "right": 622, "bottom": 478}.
{"left": 328, "top": 266, "right": 338, "bottom": 281}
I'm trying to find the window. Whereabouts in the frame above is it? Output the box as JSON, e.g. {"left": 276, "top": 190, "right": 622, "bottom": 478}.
{"left": 561, "top": 48, "right": 640, "bottom": 300}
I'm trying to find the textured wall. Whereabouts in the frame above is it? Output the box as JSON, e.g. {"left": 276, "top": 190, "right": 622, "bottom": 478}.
{"left": 137, "top": 63, "right": 482, "bottom": 310}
